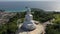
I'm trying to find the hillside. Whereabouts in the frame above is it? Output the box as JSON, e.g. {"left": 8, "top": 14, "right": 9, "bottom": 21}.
{"left": 0, "top": 8, "right": 60, "bottom": 34}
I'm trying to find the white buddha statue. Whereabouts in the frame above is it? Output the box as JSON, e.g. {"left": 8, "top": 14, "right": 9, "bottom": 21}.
{"left": 21, "top": 7, "right": 36, "bottom": 31}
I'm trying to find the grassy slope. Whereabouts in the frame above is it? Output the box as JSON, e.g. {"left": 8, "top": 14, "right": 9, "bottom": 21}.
{"left": 45, "top": 13, "right": 60, "bottom": 34}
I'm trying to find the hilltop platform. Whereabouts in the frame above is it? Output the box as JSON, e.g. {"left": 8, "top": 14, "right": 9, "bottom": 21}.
{"left": 16, "top": 23, "right": 45, "bottom": 34}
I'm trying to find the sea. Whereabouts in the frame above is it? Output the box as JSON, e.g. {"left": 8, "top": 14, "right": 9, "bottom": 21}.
{"left": 0, "top": 1, "right": 60, "bottom": 12}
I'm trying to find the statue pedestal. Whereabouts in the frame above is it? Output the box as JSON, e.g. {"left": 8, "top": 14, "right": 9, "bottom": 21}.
{"left": 21, "top": 20, "right": 36, "bottom": 31}
{"left": 21, "top": 24, "right": 36, "bottom": 31}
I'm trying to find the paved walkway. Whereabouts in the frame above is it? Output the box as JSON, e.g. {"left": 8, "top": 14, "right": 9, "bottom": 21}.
{"left": 16, "top": 23, "right": 45, "bottom": 34}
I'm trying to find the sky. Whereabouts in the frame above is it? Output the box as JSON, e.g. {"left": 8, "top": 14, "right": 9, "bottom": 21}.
{"left": 0, "top": 0, "right": 60, "bottom": 1}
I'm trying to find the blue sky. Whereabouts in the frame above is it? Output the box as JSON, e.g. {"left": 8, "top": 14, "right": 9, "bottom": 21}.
{"left": 0, "top": 0, "right": 59, "bottom": 1}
